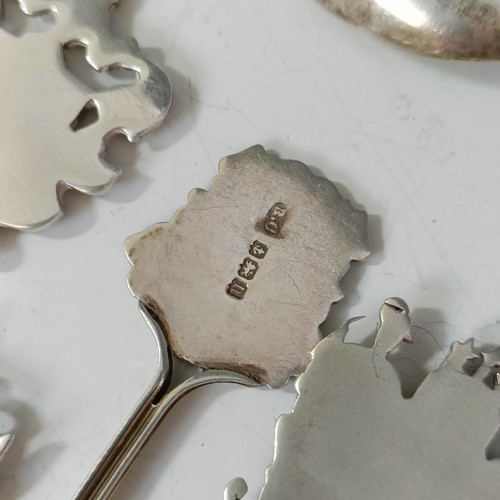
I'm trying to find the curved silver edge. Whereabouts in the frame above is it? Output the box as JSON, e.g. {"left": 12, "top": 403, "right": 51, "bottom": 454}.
{"left": 0, "top": 433, "right": 14, "bottom": 461}
{"left": 74, "top": 302, "right": 259, "bottom": 500}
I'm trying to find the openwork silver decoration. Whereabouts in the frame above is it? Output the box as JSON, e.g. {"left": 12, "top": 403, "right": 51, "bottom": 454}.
{"left": 126, "top": 145, "right": 370, "bottom": 388}
{"left": 75, "top": 146, "right": 369, "bottom": 498}
{"left": 256, "top": 298, "right": 500, "bottom": 499}
{"left": 0, "top": 0, "right": 171, "bottom": 230}
{"left": 319, "top": 0, "right": 500, "bottom": 60}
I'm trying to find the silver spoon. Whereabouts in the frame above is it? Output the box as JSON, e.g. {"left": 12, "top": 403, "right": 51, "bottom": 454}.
{"left": 74, "top": 146, "right": 370, "bottom": 498}
{"left": 319, "top": 0, "right": 500, "bottom": 59}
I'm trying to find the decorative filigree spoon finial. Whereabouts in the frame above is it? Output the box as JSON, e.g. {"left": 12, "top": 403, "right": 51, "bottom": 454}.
{"left": 75, "top": 145, "right": 370, "bottom": 498}
{"left": 0, "top": 0, "right": 171, "bottom": 230}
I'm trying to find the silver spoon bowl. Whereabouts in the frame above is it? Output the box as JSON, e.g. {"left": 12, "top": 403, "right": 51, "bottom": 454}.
{"left": 319, "top": 0, "right": 500, "bottom": 59}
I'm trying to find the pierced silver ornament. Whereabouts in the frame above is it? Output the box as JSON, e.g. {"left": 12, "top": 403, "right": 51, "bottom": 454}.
{"left": 254, "top": 298, "right": 500, "bottom": 499}
{"left": 125, "top": 145, "right": 370, "bottom": 388}
{"left": 0, "top": 0, "right": 171, "bottom": 230}
{"left": 76, "top": 145, "right": 370, "bottom": 498}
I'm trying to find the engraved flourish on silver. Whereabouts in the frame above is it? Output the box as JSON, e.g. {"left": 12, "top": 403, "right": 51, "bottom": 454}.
{"left": 0, "top": 0, "right": 171, "bottom": 230}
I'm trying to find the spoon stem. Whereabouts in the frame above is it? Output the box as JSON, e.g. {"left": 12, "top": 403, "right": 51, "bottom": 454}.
{"left": 74, "top": 369, "right": 258, "bottom": 500}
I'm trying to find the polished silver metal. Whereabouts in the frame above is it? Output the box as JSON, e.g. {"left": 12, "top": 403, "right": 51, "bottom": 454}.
{"left": 0, "top": 433, "right": 14, "bottom": 461}
{"left": 126, "top": 145, "right": 370, "bottom": 388}
{"left": 257, "top": 298, "right": 500, "bottom": 499}
{"left": 74, "top": 302, "right": 259, "bottom": 500}
{"left": 0, "top": 0, "right": 171, "bottom": 231}
{"left": 319, "top": 0, "right": 500, "bottom": 59}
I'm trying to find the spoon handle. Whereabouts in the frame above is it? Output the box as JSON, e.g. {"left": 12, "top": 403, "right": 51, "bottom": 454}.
{"left": 75, "top": 301, "right": 258, "bottom": 499}
{"left": 74, "top": 370, "right": 258, "bottom": 500}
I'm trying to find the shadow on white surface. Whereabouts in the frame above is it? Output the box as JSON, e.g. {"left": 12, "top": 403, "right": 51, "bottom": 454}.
{"left": 388, "top": 307, "right": 452, "bottom": 397}
{"left": 322, "top": 213, "right": 384, "bottom": 333}
{"left": 421, "top": 57, "right": 500, "bottom": 87}
{"left": 32, "top": 190, "right": 98, "bottom": 241}
{"left": 0, "top": 230, "right": 22, "bottom": 273}
{"left": 140, "top": 58, "right": 196, "bottom": 154}
{"left": 112, "top": 382, "right": 279, "bottom": 500}
{"left": 317, "top": 7, "right": 500, "bottom": 88}
{"left": 0, "top": 382, "right": 64, "bottom": 499}
{"left": 109, "top": 0, "right": 148, "bottom": 39}
{"left": 112, "top": 385, "right": 238, "bottom": 499}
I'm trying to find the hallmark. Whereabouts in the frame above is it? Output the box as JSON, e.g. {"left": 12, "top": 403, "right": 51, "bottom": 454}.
{"left": 238, "top": 257, "right": 259, "bottom": 280}
{"left": 249, "top": 240, "right": 268, "bottom": 259}
{"left": 226, "top": 278, "right": 248, "bottom": 300}
{"left": 226, "top": 240, "right": 269, "bottom": 300}
{"left": 264, "top": 202, "right": 288, "bottom": 235}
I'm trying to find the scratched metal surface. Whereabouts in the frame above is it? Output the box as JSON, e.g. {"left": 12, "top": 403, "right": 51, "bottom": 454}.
{"left": 1, "top": 0, "right": 500, "bottom": 498}
{"left": 126, "top": 145, "right": 369, "bottom": 388}
{"left": 260, "top": 300, "right": 500, "bottom": 499}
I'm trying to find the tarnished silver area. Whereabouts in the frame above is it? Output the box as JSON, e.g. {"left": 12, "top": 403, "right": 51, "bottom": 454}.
{"left": 259, "top": 298, "right": 500, "bottom": 499}
{"left": 126, "top": 145, "right": 370, "bottom": 388}
{"left": 319, "top": 0, "right": 500, "bottom": 60}
{"left": 0, "top": 0, "right": 171, "bottom": 230}
{"left": 0, "top": 434, "right": 14, "bottom": 462}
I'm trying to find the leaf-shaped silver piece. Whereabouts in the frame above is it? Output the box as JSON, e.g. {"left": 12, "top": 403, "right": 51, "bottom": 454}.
{"left": 76, "top": 146, "right": 369, "bottom": 499}
{"left": 0, "top": 0, "right": 171, "bottom": 230}
{"left": 319, "top": 0, "right": 500, "bottom": 60}
{"left": 258, "top": 298, "right": 500, "bottom": 499}
{"left": 126, "top": 145, "right": 370, "bottom": 388}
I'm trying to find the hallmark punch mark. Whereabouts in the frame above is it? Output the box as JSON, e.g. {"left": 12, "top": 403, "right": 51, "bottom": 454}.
{"left": 227, "top": 240, "right": 268, "bottom": 299}
{"left": 264, "top": 202, "right": 288, "bottom": 235}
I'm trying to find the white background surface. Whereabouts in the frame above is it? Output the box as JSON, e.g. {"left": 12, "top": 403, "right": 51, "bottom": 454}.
{"left": 2, "top": 0, "right": 500, "bottom": 498}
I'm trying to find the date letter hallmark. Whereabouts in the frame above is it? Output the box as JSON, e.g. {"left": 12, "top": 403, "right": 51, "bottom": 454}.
{"left": 226, "top": 240, "right": 269, "bottom": 300}
{"left": 226, "top": 201, "right": 282, "bottom": 299}
{"left": 264, "top": 202, "right": 288, "bottom": 235}
{"left": 226, "top": 278, "right": 248, "bottom": 300}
